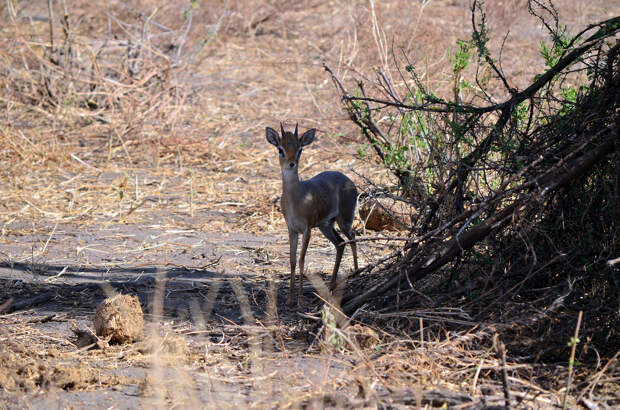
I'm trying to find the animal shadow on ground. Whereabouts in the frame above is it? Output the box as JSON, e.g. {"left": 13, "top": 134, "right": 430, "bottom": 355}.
{"left": 0, "top": 261, "right": 318, "bottom": 329}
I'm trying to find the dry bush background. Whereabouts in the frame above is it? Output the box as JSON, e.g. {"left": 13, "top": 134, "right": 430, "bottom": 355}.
{"left": 0, "top": 0, "right": 617, "bottom": 408}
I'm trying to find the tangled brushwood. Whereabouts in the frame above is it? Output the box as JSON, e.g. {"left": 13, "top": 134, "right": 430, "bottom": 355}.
{"left": 328, "top": 0, "right": 618, "bottom": 365}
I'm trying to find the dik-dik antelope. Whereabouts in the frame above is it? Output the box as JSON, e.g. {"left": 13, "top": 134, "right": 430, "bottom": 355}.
{"left": 266, "top": 124, "right": 359, "bottom": 306}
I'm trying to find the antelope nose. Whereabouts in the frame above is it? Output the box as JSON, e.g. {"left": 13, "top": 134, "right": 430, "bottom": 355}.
{"left": 289, "top": 162, "right": 295, "bottom": 168}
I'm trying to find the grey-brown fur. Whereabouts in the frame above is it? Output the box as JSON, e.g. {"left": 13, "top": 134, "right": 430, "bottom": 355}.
{"left": 266, "top": 124, "right": 359, "bottom": 305}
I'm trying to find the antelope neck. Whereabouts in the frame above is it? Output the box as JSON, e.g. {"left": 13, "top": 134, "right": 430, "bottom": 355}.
{"left": 281, "top": 167, "right": 303, "bottom": 197}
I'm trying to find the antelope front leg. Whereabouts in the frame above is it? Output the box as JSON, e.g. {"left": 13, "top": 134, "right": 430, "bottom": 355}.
{"left": 287, "top": 230, "right": 298, "bottom": 306}
{"left": 297, "top": 229, "right": 311, "bottom": 306}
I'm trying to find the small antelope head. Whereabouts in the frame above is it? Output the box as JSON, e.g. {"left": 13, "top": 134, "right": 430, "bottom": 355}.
{"left": 266, "top": 123, "right": 316, "bottom": 175}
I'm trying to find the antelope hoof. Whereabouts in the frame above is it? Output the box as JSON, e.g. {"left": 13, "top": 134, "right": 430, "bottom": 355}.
{"left": 329, "top": 278, "right": 338, "bottom": 291}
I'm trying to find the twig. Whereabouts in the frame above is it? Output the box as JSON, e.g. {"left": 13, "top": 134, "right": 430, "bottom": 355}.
{"left": 44, "top": 266, "right": 69, "bottom": 282}
{"left": 494, "top": 334, "right": 512, "bottom": 408}
{"left": 562, "top": 310, "right": 583, "bottom": 410}
{"left": 471, "top": 358, "right": 483, "bottom": 396}
{"left": 175, "top": 7, "right": 193, "bottom": 63}
{"left": 47, "top": 0, "right": 55, "bottom": 63}
{"left": 341, "top": 235, "right": 412, "bottom": 245}
{"left": 576, "top": 350, "right": 619, "bottom": 403}
{"left": 41, "top": 221, "right": 59, "bottom": 255}
{"left": 70, "top": 153, "right": 100, "bottom": 171}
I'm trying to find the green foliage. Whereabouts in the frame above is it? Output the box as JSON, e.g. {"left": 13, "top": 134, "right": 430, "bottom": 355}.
{"left": 535, "top": 27, "right": 579, "bottom": 107}
{"left": 382, "top": 141, "right": 410, "bottom": 172}
{"left": 349, "top": 90, "right": 371, "bottom": 123}
{"left": 347, "top": 0, "right": 611, "bottom": 220}
{"left": 512, "top": 100, "right": 530, "bottom": 130}
{"left": 471, "top": 1, "right": 490, "bottom": 60}
{"left": 558, "top": 85, "right": 580, "bottom": 116}
{"left": 451, "top": 38, "right": 474, "bottom": 101}
{"left": 377, "top": 106, "right": 433, "bottom": 174}
{"left": 401, "top": 111, "right": 428, "bottom": 140}
{"left": 561, "top": 86, "right": 578, "bottom": 103}
{"left": 184, "top": 0, "right": 199, "bottom": 19}
{"left": 450, "top": 120, "right": 468, "bottom": 143}
{"left": 539, "top": 27, "right": 573, "bottom": 69}
{"left": 423, "top": 92, "right": 445, "bottom": 105}
{"left": 357, "top": 143, "right": 369, "bottom": 159}
{"left": 452, "top": 39, "right": 473, "bottom": 76}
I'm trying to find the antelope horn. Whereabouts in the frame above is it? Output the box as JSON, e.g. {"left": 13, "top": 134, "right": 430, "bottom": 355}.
{"left": 280, "top": 122, "right": 286, "bottom": 137}
{"left": 294, "top": 123, "right": 298, "bottom": 137}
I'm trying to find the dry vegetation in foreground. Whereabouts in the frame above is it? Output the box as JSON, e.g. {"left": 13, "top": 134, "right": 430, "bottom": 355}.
{"left": 0, "top": 0, "right": 618, "bottom": 408}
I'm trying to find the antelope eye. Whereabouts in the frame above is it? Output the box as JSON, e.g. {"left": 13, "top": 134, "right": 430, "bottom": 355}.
{"left": 278, "top": 147, "right": 285, "bottom": 157}
{"left": 296, "top": 148, "right": 302, "bottom": 159}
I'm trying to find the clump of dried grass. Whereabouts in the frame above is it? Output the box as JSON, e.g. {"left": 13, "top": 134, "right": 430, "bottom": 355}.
{"left": 94, "top": 294, "right": 144, "bottom": 344}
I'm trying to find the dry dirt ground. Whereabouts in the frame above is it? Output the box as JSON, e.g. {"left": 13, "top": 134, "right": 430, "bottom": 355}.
{"left": 0, "top": 0, "right": 617, "bottom": 408}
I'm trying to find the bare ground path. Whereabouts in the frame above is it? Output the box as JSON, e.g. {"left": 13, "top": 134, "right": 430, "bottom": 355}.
{"left": 0, "top": 129, "right": 376, "bottom": 408}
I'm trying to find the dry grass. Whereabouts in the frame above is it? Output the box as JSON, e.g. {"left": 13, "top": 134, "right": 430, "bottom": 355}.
{"left": 0, "top": 0, "right": 617, "bottom": 408}
{"left": 5, "top": 310, "right": 605, "bottom": 408}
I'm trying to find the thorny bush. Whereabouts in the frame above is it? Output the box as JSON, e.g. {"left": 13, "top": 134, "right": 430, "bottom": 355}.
{"left": 328, "top": 0, "right": 619, "bottom": 366}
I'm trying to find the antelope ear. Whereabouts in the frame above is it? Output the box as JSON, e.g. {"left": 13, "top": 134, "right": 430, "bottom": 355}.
{"left": 300, "top": 128, "right": 316, "bottom": 146}
{"left": 266, "top": 127, "right": 280, "bottom": 147}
